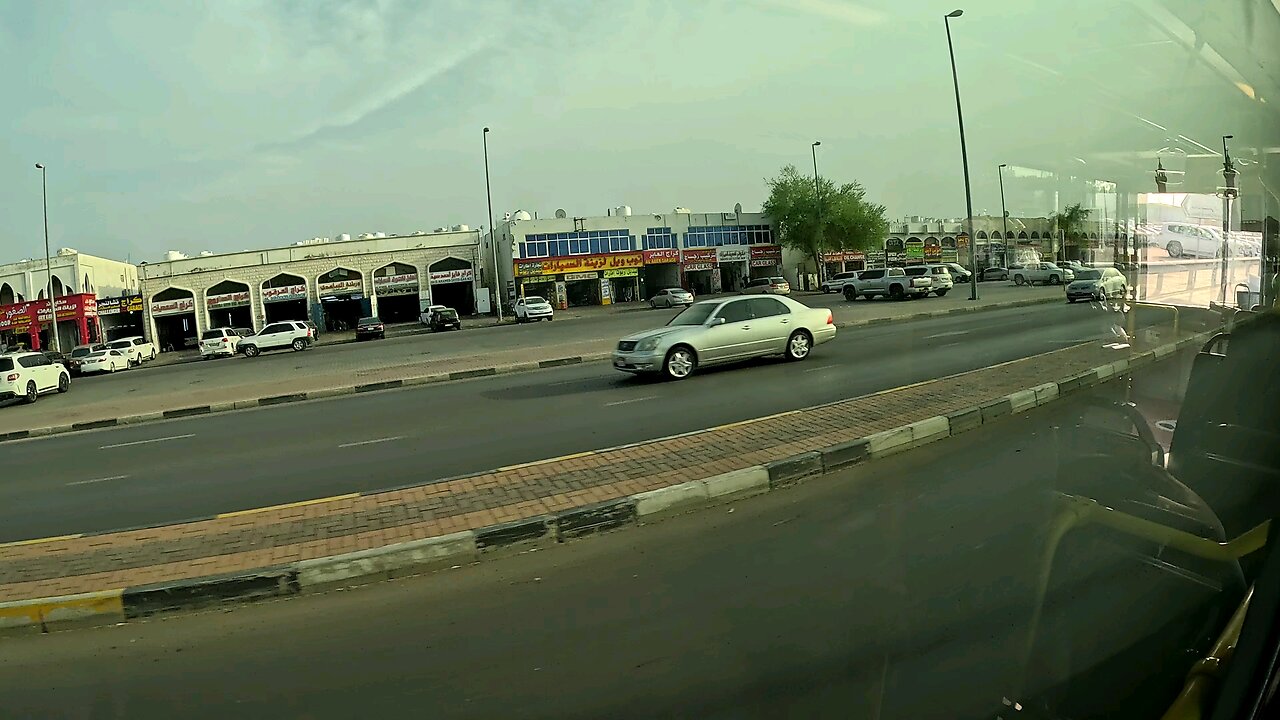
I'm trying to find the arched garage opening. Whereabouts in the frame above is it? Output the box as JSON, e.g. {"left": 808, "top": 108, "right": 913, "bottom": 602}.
{"left": 0, "top": 283, "right": 14, "bottom": 305}
{"left": 427, "top": 257, "right": 475, "bottom": 314}
{"left": 316, "top": 268, "right": 366, "bottom": 331}
{"left": 372, "top": 262, "right": 420, "bottom": 323}
{"left": 205, "top": 280, "right": 253, "bottom": 330}
{"left": 151, "top": 287, "right": 197, "bottom": 351}
{"left": 262, "top": 273, "right": 309, "bottom": 323}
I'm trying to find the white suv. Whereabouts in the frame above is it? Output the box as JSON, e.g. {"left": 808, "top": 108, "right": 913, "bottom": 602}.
{"left": 239, "top": 321, "right": 314, "bottom": 357}
{"left": 199, "top": 327, "right": 242, "bottom": 359}
{"left": 514, "top": 296, "right": 554, "bottom": 322}
{"left": 105, "top": 336, "right": 157, "bottom": 365}
{"left": 1, "top": 351, "right": 71, "bottom": 403}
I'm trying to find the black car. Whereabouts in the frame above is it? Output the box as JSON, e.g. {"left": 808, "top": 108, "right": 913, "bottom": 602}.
{"left": 355, "top": 316, "right": 385, "bottom": 341}
{"left": 427, "top": 307, "right": 461, "bottom": 331}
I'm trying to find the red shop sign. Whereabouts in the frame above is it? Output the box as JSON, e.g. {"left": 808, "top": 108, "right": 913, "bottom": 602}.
{"left": 642, "top": 248, "right": 680, "bottom": 264}
{"left": 749, "top": 245, "right": 782, "bottom": 261}
{"left": 680, "top": 249, "right": 718, "bottom": 264}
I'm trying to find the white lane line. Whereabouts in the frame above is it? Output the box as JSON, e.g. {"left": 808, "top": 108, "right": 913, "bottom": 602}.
{"left": 923, "top": 330, "right": 970, "bottom": 340}
{"left": 803, "top": 364, "right": 838, "bottom": 373}
{"left": 338, "top": 436, "right": 404, "bottom": 448}
{"left": 604, "top": 396, "right": 656, "bottom": 407}
{"left": 67, "top": 475, "right": 128, "bottom": 486}
{"left": 99, "top": 434, "right": 195, "bottom": 450}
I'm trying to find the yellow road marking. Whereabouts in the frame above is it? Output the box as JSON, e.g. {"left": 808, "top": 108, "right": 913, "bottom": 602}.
{"left": 0, "top": 533, "right": 83, "bottom": 549}
{"left": 497, "top": 450, "right": 597, "bottom": 472}
{"left": 216, "top": 493, "right": 361, "bottom": 519}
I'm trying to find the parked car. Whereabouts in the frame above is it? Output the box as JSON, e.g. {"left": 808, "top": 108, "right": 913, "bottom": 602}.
{"left": 0, "top": 351, "right": 70, "bottom": 403}
{"left": 1061, "top": 260, "right": 1088, "bottom": 273}
{"left": 942, "top": 263, "right": 972, "bottom": 283}
{"left": 419, "top": 304, "right": 447, "bottom": 325}
{"left": 426, "top": 306, "right": 461, "bottom": 331}
{"left": 979, "top": 266, "right": 1009, "bottom": 282}
{"left": 105, "top": 336, "right": 157, "bottom": 365}
{"left": 926, "top": 265, "right": 955, "bottom": 296}
{"left": 1012, "top": 262, "right": 1075, "bottom": 286}
{"left": 514, "top": 296, "right": 554, "bottom": 322}
{"left": 40, "top": 350, "right": 69, "bottom": 369}
{"left": 77, "top": 349, "right": 130, "bottom": 374}
{"left": 1157, "top": 222, "right": 1222, "bottom": 259}
{"left": 612, "top": 296, "right": 836, "bottom": 380}
{"left": 842, "top": 267, "right": 931, "bottom": 300}
{"left": 66, "top": 343, "right": 107, "bottom": 376}
{"left": 239, "top": 321, "right": 314, "bottom": 357}
{"left": 740, "top": 277, "right": 791, "bottom": 295}
{"left": 649, "top": 288, "right": 694, "bottom": 309}
{"left": 199, "top": 328, "right": 242, "bottom": 359}
{"left": 820, "top": 271, "right": 859, "bottom": 294}
{"left": 355, "top": 316, "right": 386, "bottom": 341}
{"left": 1066, "top": 267, "right": 1127, "bottom": 303}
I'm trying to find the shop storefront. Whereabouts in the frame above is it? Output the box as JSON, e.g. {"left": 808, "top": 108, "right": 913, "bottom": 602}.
{"left": 748, "top": 245, "right": 783, "bottom": 279}
{"left": 426, "top": 260, "right": 475, "bottom": 314}
{"left": 924, "top": 238, "right": 942, "bottom": 265}
{"left": 513, "top": 252, "right": 644, "bottom": 308}
{"left": 604, "top": 267, "right": 639, "bottom": 304}
{"left": 0, "top": 294, "right": 99, "bottom": 351}
{"left": 96, "top": 295, "right": 144, "bottom": 341}
{"left": 941, "top": 237, "right": 959, "bottom": 264}
{"left": 822, "top": 250, "right": 867, "bottom": 277}
{"left": 641, "top": 249, "right": 681, "bottom": 299}
{"left": 681, "top": 249, "right": 719, "bottom": 295}
{"left": 205, "top": 281, "right": 253, "bottom": 330}
{"left": 261, "top": 274, "right": 309, "bottom": 323}
{"left": 150, "top": 291, "right": 198, "bottom": 351}
{"left": 905, "top": 238, "right": 925, "bottom": 266}
{"left": 715, "top": 246, "right": 749, "bottom": 292}
{"left": 316, "top": 269, "right": 367, "bottom": 331}
{"left": 372, "top": 263, "right": 420, "bottom": 322}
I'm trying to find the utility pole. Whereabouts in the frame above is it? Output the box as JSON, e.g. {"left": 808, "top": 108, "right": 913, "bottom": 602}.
{"left": 998, "top": 164, "right": 1009, "bottom": 268}
{"left": 812, "top": 140, "right": 823, "bottom": 288}
{"left": 1220, "top": 135, "right": 1238, "bottom": 306}
{"left": 35, "top": 163, "right": 60, "bottom": 352}
{"left": 483, "top": 127, "right": 502, "bottom": 322}
{"left": 944, "top": 9, "right": 978, "bottom": 300}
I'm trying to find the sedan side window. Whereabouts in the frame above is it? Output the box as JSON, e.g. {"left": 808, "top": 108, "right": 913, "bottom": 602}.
{"left": 261, "top": 323, "right": 286, "bottom": 335}
{"left": 715, "top": 300, "right": 753, "bottom": 324}
{"left": 749, "top": 298, "right": 788, "bottom": 318}
{"left": 18, "top": 355, "right": 42, "bottom": 368}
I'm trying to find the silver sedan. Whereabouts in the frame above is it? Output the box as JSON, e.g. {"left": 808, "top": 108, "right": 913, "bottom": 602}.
{"left": 649, "top": 288, "right": 694, "bottom": 309}
{"left": 612, "top": 296, "right": 837, "bottom": 380}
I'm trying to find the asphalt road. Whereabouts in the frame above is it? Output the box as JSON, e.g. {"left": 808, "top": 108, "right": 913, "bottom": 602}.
{"left": 0, "top": 380, "right": 1233, "bottom": 720}
{"left": 0, "top": 301, "right": 1150, "bottom": 541}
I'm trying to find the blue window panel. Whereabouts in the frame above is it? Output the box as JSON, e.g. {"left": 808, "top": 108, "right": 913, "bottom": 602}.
{"left": 519, "top": 244, "right": 527, "bottom": 259}
{"left": 589, "top": 238, "right": 601, "bottom": 254}
{"left": 556, "top": 240, "right": 569, "bottom": 256}
{"left": 570, "top": 238, "right": 581, "bottom": 254}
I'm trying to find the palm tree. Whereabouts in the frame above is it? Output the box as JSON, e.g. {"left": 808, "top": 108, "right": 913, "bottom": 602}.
{"left": 1048, "top": 203, "right": 1090, "bottom": 261}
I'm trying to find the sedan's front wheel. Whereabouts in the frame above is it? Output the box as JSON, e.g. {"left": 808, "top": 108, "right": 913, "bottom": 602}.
{"left": 785, "top": 331, "right": 812, "bottom": 361}
{"left": 243, "top": 345, "right": 260, "bottom": 357}
{"left": 291, "top": 339, "right": 307, "bottom": 351}
{"left": 663, "top": 346, "right": 696, "bottom": 380}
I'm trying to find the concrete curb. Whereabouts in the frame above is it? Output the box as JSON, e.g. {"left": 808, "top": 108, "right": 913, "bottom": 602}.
{"left": 0, "top": 327, "right": 1216, "bottom": 634}
{"left": 0, "top": 294, "right": 1061, "bottom": 444}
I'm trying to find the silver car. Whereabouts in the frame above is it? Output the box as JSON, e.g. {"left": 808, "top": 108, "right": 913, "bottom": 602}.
{"left": 649, "top": 288, "right": 694, "bottom": 309}
{"left": 612, "top": 296, "right": 837, "bottom": 380}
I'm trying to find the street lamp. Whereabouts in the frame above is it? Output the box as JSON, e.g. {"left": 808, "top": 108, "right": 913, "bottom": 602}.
{"left": 1219, "top": 134, "right": 1238, "bottom": 306}
{"left": 998, "top": 164, "right": 1009, "bottom": 268}
{"left": 482, "top": 127, "right": 502, "bottom": 322}
{"left": 812, "top": 140, "right": 823, "bottom": 286}
{"left": 944, "top": 9, "right": 978, "bottom": 301}
{"left": 34, "top": 163, "right": 60, "bottom": 352}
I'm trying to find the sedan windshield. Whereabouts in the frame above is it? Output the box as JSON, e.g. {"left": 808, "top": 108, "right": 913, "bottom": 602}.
{"left": 71, "top": 347, "right": 94, "bottom": 357}
{"left": 86, "top": 351, "right": 108, "bottom": 358}
{"left": 359, "top": 317, "right": 379, "bottom": 325}
{"left": 525, "top": 297, "right": 546, "bottom": 304}
{"left": 668, "top": 303, "right": 716, "bottom": 326}
{"left": 1075, "top": 270, "right": 1102, "bottom": 280}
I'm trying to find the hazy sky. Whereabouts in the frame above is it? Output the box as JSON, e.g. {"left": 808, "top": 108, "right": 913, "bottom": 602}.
{"left": 2, "top": 0, "right": 1272, "bottom": 260}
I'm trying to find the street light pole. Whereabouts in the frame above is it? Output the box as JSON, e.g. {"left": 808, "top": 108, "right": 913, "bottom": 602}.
{"left": 1220, "top": 134, "right": 1238, "bottom": 306}
{"left": 34, "top": 163, "right": 60, "bottom": 352}
{"left": 998, "top": 164, "right": 1009, "bottom": 268}
{"left": 482, "top": 127, "right": 502, "bottom": 322}
{"left": 811, "top": 140, "right": 823, "bottom": 286}
{"left": 944, "top": 9, "right": 978, "bottom": 301}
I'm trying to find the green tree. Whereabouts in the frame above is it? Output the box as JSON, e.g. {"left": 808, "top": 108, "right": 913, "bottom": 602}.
{"left": 1048, "top": 203, "right": 1091, "bottom": 260}
{"left": 762, "top": 164, "right": 888, "bottom": 277}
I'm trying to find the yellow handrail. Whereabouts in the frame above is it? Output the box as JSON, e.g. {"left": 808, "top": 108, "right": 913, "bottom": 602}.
{"left": 1161, "top": 588, "right": 1253, "bottom": 720}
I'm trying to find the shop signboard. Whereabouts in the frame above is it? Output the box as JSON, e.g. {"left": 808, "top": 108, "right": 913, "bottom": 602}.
{"left": 941, "top": 236, "right": 959, "bottom": 263}
{"left": 427, "top": 268, "right": 473, "bottom": 284}
{"left": 206, "top": 290, "right": 251, "bottom": 309}
{"left": 554, "top": 280, "right": 568, "bottom": 309}
{"left": 865, "top": 250, "right": 886, "bottom": 268}
{"left": 749, "top": 245, "right": 783, "bottom": 268}
{"left": 600, "top": 276, "right": 613, "bottom": 305}
{"left": 150, "top": 297, "right": 195, "bottom": 317}
{"left": 680, "top": 248, "right": 717, "bottom": 271}
{"left": 905, "top": 238, "right": 925, "bottom": 263}
{"left": 262, "top": 284, "right": 308, "bottom": 303}
{"left": 514, "top": 252, "right": 643, "bottom": 278}
{"left": 0, "top": 296, "right": 97, "bottom": 331}
{"left": 642, "top": 248, "right": 680, "bottom": 264}
{"left": 96, "top": 295, "right": 144, "bottom": 315}
{"left": 317, "top": 278, "right": 364, "bottom": 295}
{"left": 716, "top": 246, "right": 749, "bottom": 263}
{"left": 563, "top": 271, "right": 599, "bottom": 281}
{"left": 822, "top": 251, "right": 866, "bottom": 263}
{"left": 603, "top": 268, "right": 638, "bottom": 278}
{"left": 884, "top": 238, "right": 906, "bottom": 266}
{"left": 924, "top": 238, "right": 942, "bottom": 263}
{"left": 373, "top": 272, "right": 420, "bottom": 295}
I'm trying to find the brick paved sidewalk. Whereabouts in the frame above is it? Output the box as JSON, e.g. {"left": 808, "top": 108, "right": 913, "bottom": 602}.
{"left": 0, "top": 329, "right": 1179, "bottom": 604}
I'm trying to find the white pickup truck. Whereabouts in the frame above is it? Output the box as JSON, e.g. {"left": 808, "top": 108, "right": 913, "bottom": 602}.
{"left": 842, "top": 267, "right": 932, "bottom": 300}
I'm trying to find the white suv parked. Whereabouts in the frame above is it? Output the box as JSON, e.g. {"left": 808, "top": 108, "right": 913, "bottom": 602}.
{"left": 239, "top": 321, "right": 314, "bottom": 357}
{"left": 199, "top": 327, "right": 242, "bottom": 359}
{"left": 0, "top": 351, "right": 71, "bottom": 403}
{"left": 105, "top": 336, "right": 157, "bottom": 365}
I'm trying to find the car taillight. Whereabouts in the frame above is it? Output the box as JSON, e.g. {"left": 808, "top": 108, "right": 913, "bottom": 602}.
{"left": 826, "top": 310, "right": 834, "bottom": 325}
{"left": 5, "top": 373, "right": 18, "bottom": 382}
{"left": 222, "top": 337, "right": 230, "bottom": 343}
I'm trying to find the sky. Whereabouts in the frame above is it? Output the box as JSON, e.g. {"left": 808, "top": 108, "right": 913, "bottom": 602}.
{"left": 1, "top": 0, "right": 1274, "bottom": 261}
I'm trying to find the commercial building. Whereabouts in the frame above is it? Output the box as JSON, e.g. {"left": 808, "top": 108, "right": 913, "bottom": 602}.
{"left": 0, "top": 249, "right": 141, "bottom": 351}
{"left": 489, "top": 207, "right": 781, "bottom": 308}
{"left": 138, "top": 230, "right": 481, "bottom": 351}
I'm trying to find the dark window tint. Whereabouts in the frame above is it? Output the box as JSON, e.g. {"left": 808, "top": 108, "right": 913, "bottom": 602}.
{"left": 860, "top": 270, "right": 885, "bottom": 279}
{"left": 19, "top": 355, "right": 45, "bottom": 368}
{"left": 889, "top": 268, "right": 906, "bottom": 276}
{"left": 747, "top": 278, "right": 767, "bottom": 287}
{"left": 201, "top": 330, "right": 225, "bottom": 340}
{"left": 132, "top": 339, "right": 145, "bottom": 346}
{"left": 749, "top": 298, "right": 789, "bottom": 318}
{"left": 905, "top": 267, "right": 928, "bottom": 276}
{"left": 668, "top": 303, "right": 716, "bottom": 326}
{"left": 716, "top": 300, "right": 753, "bottom": 323}
{"left": 0, "top": 358, "right": 13, "bottom": 372}
{"left": 261, "top": 323, "right": 288, "bottom": 334}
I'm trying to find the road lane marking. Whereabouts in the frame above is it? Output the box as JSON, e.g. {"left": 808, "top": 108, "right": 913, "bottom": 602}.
{"left": 604, "top": 396, "right": 656, "bottom": 406}
{"left": 67, "top": 475, "right": 129, "bottom": 486}
{"left": 216, "top": 493, "right": 362, "bottom": 519}
{"left": 99, "top": 434, "right": 195, "bottom": 450}
{"left": 803, "top": 364, "right": 838, "bottom": 373}
{"left": 923, "top": 330, "right": 970, "bottom": 340}
{"left": 338, "top": 435, "right": 404, "bottom": 448}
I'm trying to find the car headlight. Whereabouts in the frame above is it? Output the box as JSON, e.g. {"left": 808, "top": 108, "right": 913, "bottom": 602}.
{"left": 636, "top": 337, "right": 661, "bottom": 352}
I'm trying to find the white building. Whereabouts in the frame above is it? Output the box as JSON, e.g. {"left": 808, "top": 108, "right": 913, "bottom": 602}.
{"left": 138, "top": 230, "right": 481, "bottom": 351}
{"left": 487, "top": 206, "right": 781, "bottom": 308}
{"left": 0, "top": 249, "right": 141, "bottom": 351}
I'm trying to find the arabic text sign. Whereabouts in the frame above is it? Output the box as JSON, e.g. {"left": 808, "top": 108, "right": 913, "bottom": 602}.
{"left": 603, "top": 268, "right": 638, "bottom": 278}
{"left": 207, "top": 290, "right": 251, "bottom": 309}
{"left": 97, "top": 295, "right": 144, "bottom": 315}
{"left": 563, "top": 271, "right": 599, "bottom": 281}
{"left": 373, "top": 273, "right": 419, "bottom": 288}
{"left": 427, "top": 268, "right": 473, "bottom": 284}
{"left": 262, "top": 284, "right": 308, "bottom": 302}
{"left": 317, "top": 278, "right": 364, "bottom": 295}
{"left": 151, "top": 297, "right": 196, "bottom": 317}
{"left": 716, "top": 246, "right": 749, "bottom": 263}
{"left": 642, "top": 248, "right": 680, "bottom": 264}
{"left": 514, "top": 252, "right": 644, "bottom": 277}
{"left": 680, "top": 249, "right": 717, "bottom": 264}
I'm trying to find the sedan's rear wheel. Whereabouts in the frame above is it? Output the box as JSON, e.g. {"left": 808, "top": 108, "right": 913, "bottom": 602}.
{"left": 1166, "top": 240, "right": 1183, "bottom": 258}
{"left": 1013, "top": 274, "right": 1026, "bottom": 286}
{"left": 785, "top": 331, "right": 812, "bottom": 361}
{"left": 244, "top": 344, "right": 260, "bottom": 357}
{"left": 291, "top": 338, "right": 307, "bottom": 351}
{"left": 57, "top": 374, "right": 69, "bottom": 393}
{"left": 663, "top": 346, "right": 696, "bottom": 380}
{"left": 843, "top": 285, "right": 857, "bottom": 301}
